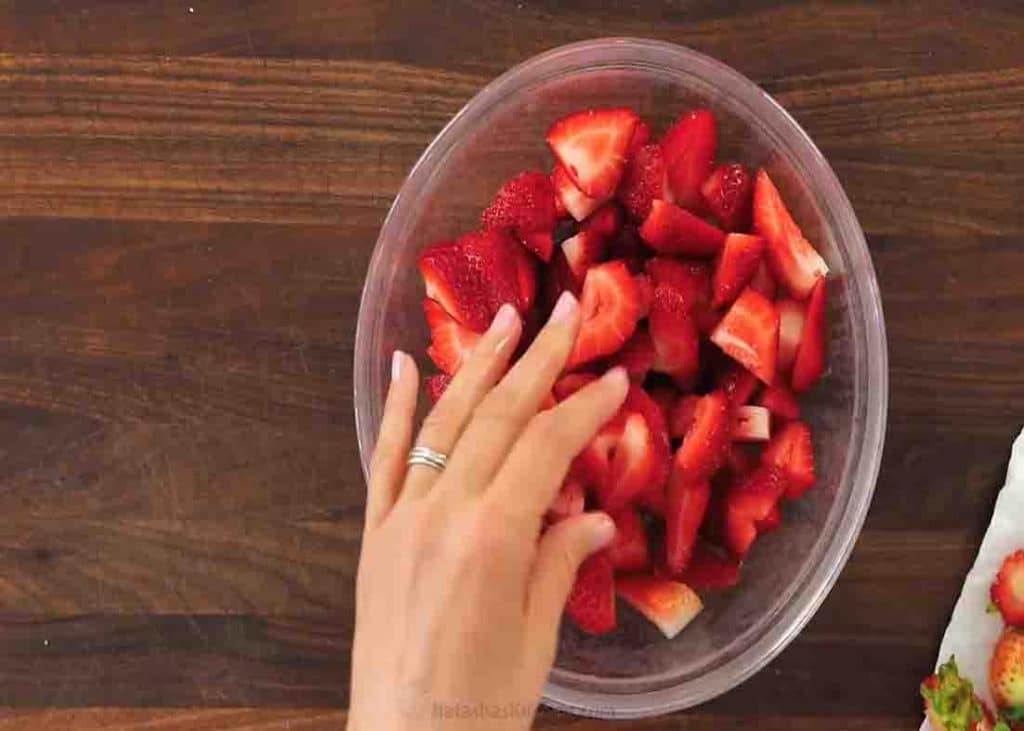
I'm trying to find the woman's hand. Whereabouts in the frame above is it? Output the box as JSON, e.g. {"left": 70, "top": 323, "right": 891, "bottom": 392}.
{"left": 348, "top": 292, "right": 628, "bottom": 731}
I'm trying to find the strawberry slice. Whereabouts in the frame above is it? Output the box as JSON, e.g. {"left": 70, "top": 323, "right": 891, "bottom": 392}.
{"left": 481, "top": 171, "right": 557, "bottom": 261}
{"left": 753, "top": 170, "right": 829, "bottom": 299}
{"left": 551, "top": 163, "right": 603, "bottom": 222}
{"left": 669, "top": 395, "right": 699, "bottom": 440}
{"left": 571, "top": 412, "right": 625, "bottom": 492}
{"left": 634, "top": 273, "right": 654, "bottom": 318}
{"left": 566, "top": 261, "right": 642, "bottom": 370}
{"left": 711, "top": 233, "right": 765, "bottom": 308}
{"left": 991, "top": 550, "right": 1024, "bottom": 627}
{"left": 665, "top": 476, "right": 711, "bottom": 574}
{"left": 675, "top": 390, "right": 731, "bottom": 482}
{"left": 418, "top": 229, "right": 529, "bottom": 331}
{"left": 791, "top": 276, "right": 827, "bottom": 392}
{"left": 600, "top": 411, "right": 657, "bottom": 511}
{"left": 616, "top": 143, "right": 667, "bottom": 222}
{"left": 776, "top": 298, "right": 807, "bottom": 374}
{"left": 581, "top": 203, "right": 623, "bottom": 240}
{"left": 547, "top": 107, "right": 640, "bottom": 199}
{"left": 647, "top": 385, "right": 679, "bottom": 430}
{"left": 756, "top": 503, "right": 783, "bottom": 534}
{"left": 544, "top": 478, "right": 585, "bottom": 524}
{"left": 626, "top": 119, "right": 652, "bottom": 158}
{"left": 645, "top": 257, "right": 717, "bottom": 333}
{"left": 560, "top": 229, "right": 606, "bottom": 284}
{"left": 711, "top": 287, "right": 779, "bottom": 384}
{"left": 749, "top": 260, "right": 777, "bottom": 299}
{"left": 509, "top": 239, "right": 538, "bottom": 311}
{"left": 701, "top": 163, "right": 754, "bottom": 231}
{"left": 553, "top": 372, "right": 599, "bottom": 401}
{"left": 763, "top": 420, "right": 816, "bottom": 499}
{"left": 640, "top": 199, "right": 726, "bottom": 257}
{"left": 542, "top": 248, "right": 582, "bottom": 312}
{"left": 715, "top": 362, "right": 760, "bottom": 406}
{"left": 424, "top": 373, "right": 452, "bottom": 403}
{"left": 661, "top": 108, "right": 718, "bottom": 214}
{"left": 616, "top": 575, "right": 703, "bottom": 639}
{"left": 723, "top": 464, "right": 788, "bottom": 558}
{"left": 423, "top": 298, "right": 482, "bottom": 374}
{"left": 607, "top": 507, "right": 651, "bottom": 572}
{"left": 625, "top": 386, "right": 672, "bottom": 513}
{"left": 758, "top": 383, "right": 801, "bottom": 421}
{"left": 677, "top": 541, "right": 741, "bottom": 590}
{"left": 648, "top": 282, "right": 700, "bottom": 388}
{"left": 612, "top": 326, "right": 656, "bottom": 382}
{"left": 566, "top": 552, "right": 616, "bottom": 635}
{"left": 732, "top": 405, "right": 771, "bottom": 442}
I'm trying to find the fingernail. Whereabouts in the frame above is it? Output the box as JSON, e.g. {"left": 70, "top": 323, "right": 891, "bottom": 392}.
{"left": 588, "top": 512, "right": 617, "bottom": 551}
{"left": 489, "top": 303, "right": 520, "bottom": 336}
{"left": 391, "top": 350, "right": 404, "bottom": 383}
{"left": 603, "top": 366, "right": 629, "bottom": 392}
{"left": 549, "top": 291, "right": 578, "bottom": 325}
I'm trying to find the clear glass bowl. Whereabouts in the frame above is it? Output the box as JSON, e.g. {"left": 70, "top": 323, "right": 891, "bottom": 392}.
{"left": 353, "top": 38, "right": 888, "bottom": 718}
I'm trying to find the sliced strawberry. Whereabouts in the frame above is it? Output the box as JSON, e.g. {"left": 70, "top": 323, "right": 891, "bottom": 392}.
{"left": 701, "top": 163, "right": 754, "bottom": 232}
{"left": 669, "top": 394, "right": 699, "bottom": 441}
{"left": 581, "top": 203, "right": 623, "bottom": 240}
{"left": 553, "top": 372, "right": 599, "bottom": 401}
{"left": 423, "top": 298, "right": 482, "bottom": 374}
{"left": 542, "top": 248, "right": 582, "bottom": 312}
{"left": 677, "top": 541, "right": 741, "bottom": 590}
{"left": 749, "top": 260, "right": 777, "bottom": 299}
{"left": 758, "top": 383, "right": 801, "bottom": 421}
{"left": 545, "top": 478, "right": 585, "bottom": 524}
{"left": 625, "top": 385, "right": 672, "bottom": 512}
{"left": 723, "top": 464, "right": 788, "bottom": 558}
{"left": 566, "top": 552, "right": 616, "bottom": 635}
{"left": 612, "top": 326, "right": 656, "bottom": 383}
{"left": 756, "top": 503, "right": 783, "bottom": 534}
{"left": 600, "top": 411, "right": 657, "bottom": 511}
{"left": 509, "top": 239, "right": 538, "bottom": 311}
{"left": 626, "top": 119, "right": 652, "bottom": 158}
{"left": 551, "top": 163, "right": 603, "bottom": 222}
{"left": 616, "top": 575, "right": 703, "bottom": 639}
{"left": 648, "top": 283, "right": 700, "bottom": 389}
{"left": 606, "top": 225, "right": 649, "bottom": 273}
{"left": 791, "top": 276, "right": 827, "bottom": 392}
{"left": 425, "top": 373, "right": 452, "bottom": 403}
{"left": 561, "top": 229, "right": 606, "bottom": 284}
{"left": 710, "top": 287, "right": 779, "bottom": 384}
{"left": 481, "top": 171, "right": 558, "bottom": 261}
{"left": 711, "top": 233, "right": 765, "bottom": 308}
{"left": 616, "top": 143, "right": 667, "bottom": 222}
{"left": 991, "top": 550, "right": 1024, "bottom": 628}
{"left": 647, "top": 385, "right": 679, "bottom": 429}
{"left": 763, "top": 420, "right": 816, "bottom": 499}
{"left": 753, "top": 170, "right": 829, "bottom": 299}
{"left": 661, "top": 108, "right": 717, "bottom": 214}
{"left": 675, "top": 390, "right": 731, "bottom": 483}
{"left": 607, "top": 507, "right": 651, "bottom": 572}
{"left": 776, "top": 298, "right": 806, "bottom": 374}
{"left": 645, "top": 257, "right": 717, "bottom": 333}
{"left": 567, "top": 261, "right": 642, "bottom": 370}
{"left": 715, "top": 362, "right": 760, "bottom": 406}
{"left": 634, "top": 273, "right": 654, "bottom": 318}
{"left": 547, "top": 107, "right": 640, "bottom": 199}
{"left": 665, "top": 476, "right": 711, "bottom": 574}
{"left": 571, "top": 412, "right": 625, "bottom": 493}
{"left": 639, "top": 199, "right": 726, "bottom": 257}
{"left": 732, "top": 405, "right": 771, "bottom": 442}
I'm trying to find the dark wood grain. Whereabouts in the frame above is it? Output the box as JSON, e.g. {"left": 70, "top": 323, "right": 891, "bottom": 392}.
{"left": 2, "top": 0, "right": 1024, "bottom": 728}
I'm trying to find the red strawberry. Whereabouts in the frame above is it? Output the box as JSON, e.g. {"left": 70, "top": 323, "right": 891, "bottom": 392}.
{"left": 763, "top": 420, "right": 816, "bottom": 499}
{"left": 753, "top": 170, "right": 829, "bottom": 299}
{"left": 509, "top": 239, "right": 538, "bottom": 311}
{"left": 607, "top": 507, "right": 651, "bottom": 572}
{"left": 640, "top": 199, "right": 726, "bottom": 257}
{"left": 732, "top": 405, "right": 771, "bottom": 442}
{"left": 669, "top": 394, "right": 699, "bottom": 441}
{"left": 715, "top": 362, "right": 760, "bottom": 406}
{"left": 481, "top": 171, "right": 558, "bottom": 261}
{"left": 677, "top": 541, "right": 741, "bottom": 590}
{"left": 547, "top": 107, "right": 640, "bottom": 199}
{"left": 648, "top": 283, "right": 700, "bottom": 388}
{"left": 791, "top": 276, "right": 827, "bottom": 392}
{"left": 661, "top": 108, "right": 717, "bottom": 213}
{"left": 723, "top": 464, "right": 788, "bottom": 558}
{"left": 567, "top": 261, "right": 642, "bottom": 370}
{"left": 665, "top": 477, "right": 711, "bottom": 574}
{"left": 566, "top": 552, "right": 617, "bottom": 634}
{"left": 675, "top": 390, "right": 731, "bottom": 482}
{"left": 553, "top": 372, "right": 599, "bottom": 401}
{"left": 758, "top": 383, "right": 801, "bottom": 421}
{"left": 645, "top": 257, "right": 717, "bottom": 333}
{"left": 776, "top": 298, "right": 806, "bottom": 374}
{"left": 617, "top": 143, "right": 667, "bottom": 222}
{"left": 552, "top": 163, "right": 602, "bottom": 222}
{"left": 634, "top": 272, "right": 654, "bottom": 318}
{"left": 626, "top": 119, "right": 652, "bottom": 158}
{"left": 711, "top": 233, "right": 765, "bottom": 308}
{"left": 542, "top": 248, "right": 582, "bottom": 312}
{"left": 756, "top": 503, "right": 783, "bottom": 534}
{"left": 581, "top": 203, "right": 623, "bottom": 240}
{"left": 571, "top": 412, "right": 625, "bottom": 492}
{"left": 425, "top": 373, "right": 452, "bottom": 403}
{"left": 561, "top": 229, "right": 606, "bottom": 284}
{"left": 701, "top": 163, "right": 754, "bottom": 231}
{"left": 711, "top": 287, "right": 779, "bottom": 384}
{"left": 647, "top": 385, "right": 679, "bottom": 429}
{"left": 749, "top": 260, "right": 777, "bottom": 299}
{"left": 423, "top": 298, "right": 482, "bottom": 374}
{"left": 418, "top": 229, "right": 529, "bottom": 331}
{"left": 991, "top": 628, "right": 1024, "bottom": 714}
{"left": 545, "top": 478, "right": 585, "bottom": 524}
{"left": 624, "top": 385, "right": 672, "bottom": 512}
{"left": 616, "top": 575, "right": 703, "bottom": 639}
{"left": 991, "top": 550, "right": 1024, "bottom": 628}
{"left": 600, "top": 411, "right": 658, "bottom": 511}
{"left": 612, "top": 326, "right": 656, "bottom": 382}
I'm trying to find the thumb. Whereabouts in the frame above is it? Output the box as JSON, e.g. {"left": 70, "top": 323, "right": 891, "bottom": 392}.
{"left": 526, "top": 512, "right": 616, "bottom": 652}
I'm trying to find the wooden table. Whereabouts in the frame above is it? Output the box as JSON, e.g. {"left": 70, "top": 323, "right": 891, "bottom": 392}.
{"left": 1, "top": 1, "right": 1023, "bottom": 728}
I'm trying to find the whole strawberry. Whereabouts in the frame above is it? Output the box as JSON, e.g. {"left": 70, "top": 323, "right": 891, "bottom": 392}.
{"left": 992, "top": 551, "right": 1024, "bottom": 628}
{"left": 991, "top": 628, "right": 1024, "bottom": 721}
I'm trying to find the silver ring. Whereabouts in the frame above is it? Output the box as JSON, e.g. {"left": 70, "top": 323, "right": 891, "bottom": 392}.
{"left": 407, "top": 446, "right": 448, "bottom": 473}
